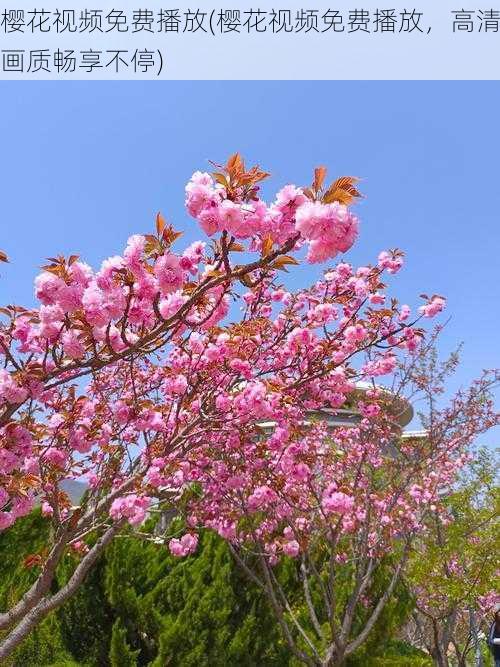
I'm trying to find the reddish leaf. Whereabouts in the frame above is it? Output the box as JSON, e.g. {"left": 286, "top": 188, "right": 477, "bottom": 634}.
{"left": 313, "top": 166, "right": 327, "bottom": 192}
{"left": 261, "top": 236, "right": 274, "bottom": 257}
{"left": 156, "top": 212, "right": 166, "bottom": 236}
{"left": 23, "top": 554, "right": 43, "bottom": 569}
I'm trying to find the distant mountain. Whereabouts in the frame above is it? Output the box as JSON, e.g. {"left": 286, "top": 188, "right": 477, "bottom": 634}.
{"left": 60, "top": 479, "right": 88, "bottom": 504}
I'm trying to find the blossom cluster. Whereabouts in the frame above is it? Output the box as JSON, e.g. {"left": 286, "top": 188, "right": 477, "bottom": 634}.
{"left": 168, "top": 533, "right": 198, "bottom": 557}
{"left": 110, "top": 494, "right": 151, "bottom": 526}
{"left": 185, "top": 170, "right": 359, "bottom": 263}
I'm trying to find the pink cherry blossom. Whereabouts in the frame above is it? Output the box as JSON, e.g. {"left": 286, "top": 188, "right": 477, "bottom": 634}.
{"left": 154, "top": 253, "right": 184, "bottom": 295}
{"left": 283, "top": 540, "right": 300, "bottom": 557}
{"left": 419, "top": 296, "right": 446, "bottom": 318}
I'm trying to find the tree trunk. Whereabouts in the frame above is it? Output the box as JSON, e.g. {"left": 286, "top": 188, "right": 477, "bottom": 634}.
{"left": 469, "top": 607, "right": 484, "bottom": 667}
{"left": 431, "top": 620, "right": 450, "bottom": 667}
{"left": 431, "top": 648, "right": 450, "bottom": 667}
{"left": 0, "top": 521, "right": 122, "bottom": 660}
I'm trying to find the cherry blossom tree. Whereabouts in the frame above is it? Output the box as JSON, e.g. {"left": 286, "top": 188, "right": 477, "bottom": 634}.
{"left": 404, "top": 404, "right": 499, "bottom": 667}
{"left": 175, "top": 336, "right": 498, "bottom": 666}
{"left": 0, "top": 154, "right": 466, "bottom": 659}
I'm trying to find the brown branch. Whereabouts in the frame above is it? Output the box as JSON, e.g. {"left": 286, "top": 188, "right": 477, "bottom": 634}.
{"left": 345, "top": 539, "right": 411, "bottom": 656}
{"left": 0, "top": 521, "right": 124, "bottom": 661}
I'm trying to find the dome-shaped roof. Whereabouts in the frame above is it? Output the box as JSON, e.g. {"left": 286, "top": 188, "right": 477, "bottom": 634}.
{"left": 256, "top": 383, "right": 415, "bottom": 432}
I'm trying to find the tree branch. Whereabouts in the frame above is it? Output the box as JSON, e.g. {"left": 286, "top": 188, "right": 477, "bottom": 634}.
{"left": 0, "top": 521, "right": 123, "bottom": 660}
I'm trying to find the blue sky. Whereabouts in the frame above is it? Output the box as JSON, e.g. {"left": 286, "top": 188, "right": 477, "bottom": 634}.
{"left": 0, "top": 82, "right": 498, "bottom": 438}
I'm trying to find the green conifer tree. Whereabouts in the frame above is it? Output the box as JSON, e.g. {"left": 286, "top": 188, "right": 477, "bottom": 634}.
{"left": 109, "top": 619, "right": 139, "bottom": 667}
